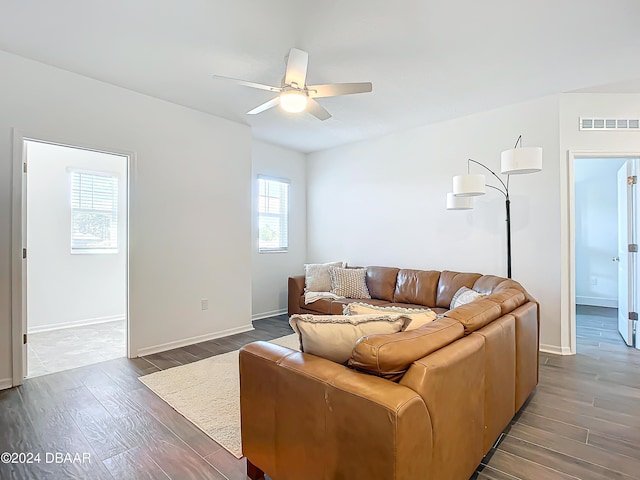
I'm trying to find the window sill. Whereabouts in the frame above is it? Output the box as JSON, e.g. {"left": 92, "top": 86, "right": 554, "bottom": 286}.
{"left": 71, "top": 249, "right": 119, "bottom": 255}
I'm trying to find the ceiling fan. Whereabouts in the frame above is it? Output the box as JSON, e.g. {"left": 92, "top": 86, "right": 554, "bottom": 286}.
{"left": 213, "top": 48, "right": 372, "bottom": 121}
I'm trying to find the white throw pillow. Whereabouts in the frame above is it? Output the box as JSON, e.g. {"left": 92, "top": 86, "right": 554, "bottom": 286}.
{"left": 304, "top": 262, "right": 345, "bottom": 293}
{"left": 289, "top": 314, "right": 408, "bottom": 363}
{"left": 343, "top": 303, "right": 437, "bottom": 331}
{"left": 328, "top": 266, "right": 371, "bottom": 299}
{"left": 450, "top": 286, "right": 486, "bottom": 310}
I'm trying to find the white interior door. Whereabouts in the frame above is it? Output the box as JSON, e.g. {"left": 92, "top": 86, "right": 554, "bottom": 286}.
{"left": 22, "top": 141, "right": 28, "bottom": 376}
{"left": 617, "top": 160, "right": 638, "bottom": 347}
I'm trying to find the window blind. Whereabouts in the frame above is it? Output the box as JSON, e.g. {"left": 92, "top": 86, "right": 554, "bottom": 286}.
{"left": 70, "top": 171, "right": 118, "bottom": 252}
{"left": 258, "top": 176, "right": 289, "bottom": 252}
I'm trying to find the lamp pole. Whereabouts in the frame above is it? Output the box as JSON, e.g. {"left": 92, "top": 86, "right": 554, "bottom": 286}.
{"left": 505, "top": 197, "right": 511, "bottom": 279}
{"left": 467, "top": 159, "right": 512, "bottom": 279}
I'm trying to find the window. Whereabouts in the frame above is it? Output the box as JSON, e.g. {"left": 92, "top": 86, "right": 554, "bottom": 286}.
{"left": 258, "top": 176, "right": 289, "bottom": 253}
{"left": 70, "top": 171, "right": 119, "bottom": 253}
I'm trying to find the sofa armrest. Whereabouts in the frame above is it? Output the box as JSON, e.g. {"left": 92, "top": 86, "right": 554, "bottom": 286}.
{"left": 240, "top": 341, "right": 432, "bottom": 480}
{"left": 288, "top": 276, "right": 305, "bottom": 316}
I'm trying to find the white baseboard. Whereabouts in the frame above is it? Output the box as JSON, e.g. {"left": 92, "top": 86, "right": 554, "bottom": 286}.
{"left": 576, "top": 296, "right": 617, "bottom": 308}
{"left": 28, "top": 314, "right": 126, "bottom": 334}
{"left": 252, "top": 309, "right": 287, "bottom": 321}
{"left": 540, "top": 344, "right": 572, "bottom": 355}
{"left": 0, "top": 378, "right": 13, "bottom": 390}
{"left": 136, "top": 323, "right": 255, "bottom": 357}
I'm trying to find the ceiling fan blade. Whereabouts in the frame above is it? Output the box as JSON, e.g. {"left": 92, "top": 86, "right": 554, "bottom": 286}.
{"left": 284, "top": 48, "right": 309, "bottom": 88}
{"left": 247, "top": 97, "right": 280, "bottom": 115}
{"left": 213, "top": 75, "right": 281, "bottom": 92}
{"left": 307, "top": 82, "right": 373, "bottom": 98}
{"left": 306, "top": 99, "right": 331, "bottom": 121}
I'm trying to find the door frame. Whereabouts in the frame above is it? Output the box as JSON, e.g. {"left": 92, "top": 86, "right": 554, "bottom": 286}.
{"left": 11, "top": 129, "right": 134, "bottom": 386}
{"left": 564, "top": 150, "right": 640, "bottom": 355}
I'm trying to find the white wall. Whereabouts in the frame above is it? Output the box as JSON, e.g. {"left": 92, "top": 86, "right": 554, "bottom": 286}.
{"left": 0, "top": 50, "right": 253, "bottom": 385}
{"left": 26, "top": 141, "right": 127, "bottom": 332}
{"left": 307, "top": 95, "right": 562, "bottom": 352}
{"left": 304, "top": 91, "right": 640, "bottom": 355}
{"left": 251, "top": 140, "right": 306, "bottom": 319}
{"left": 574, "top": 157, "right": 625, "bottom": 307}
{"left": 559, "top": 93, "right": 640, "bottom": 350}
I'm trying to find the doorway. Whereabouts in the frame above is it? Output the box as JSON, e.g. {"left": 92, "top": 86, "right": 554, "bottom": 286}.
{"left": 571, "top": 154, "right": 638, "bottom": 352}
{"left": 14, "top": 137, "right": 130, "bottom": 380}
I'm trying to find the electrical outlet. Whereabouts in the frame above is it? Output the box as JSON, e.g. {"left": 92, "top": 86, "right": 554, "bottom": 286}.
{"left": 201, "top": 298, "right": 209, "bottom": 310}
{"left": 590, "top": 277, "right": 597, "bottom": 286}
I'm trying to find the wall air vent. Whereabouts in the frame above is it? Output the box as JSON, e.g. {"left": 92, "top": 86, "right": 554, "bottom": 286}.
{"left": 580, "top": 117, "right": 640, "bottom": 131}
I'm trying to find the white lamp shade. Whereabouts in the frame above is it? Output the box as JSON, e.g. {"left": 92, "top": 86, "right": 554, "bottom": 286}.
{"left": 446, "top": 192, "right": 474, "bottom": 210}
{"left": 279, "top": 90, "right": 308, "bottom": 113}
{"left": 453, "top": 174, "right": 486, "bottom": 196}
{"left": 501, "top": 147, "right": 542, "bottom": 175}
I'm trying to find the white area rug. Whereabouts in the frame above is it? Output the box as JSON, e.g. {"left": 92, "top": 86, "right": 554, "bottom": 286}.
{"left": 138, "top": 334, "right": 299, "bottom": 458}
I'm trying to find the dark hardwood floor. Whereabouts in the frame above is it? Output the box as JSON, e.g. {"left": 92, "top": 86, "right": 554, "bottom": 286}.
{"left": 1, "top": 308, "right": 639, "bottom": 479}
{"left": 478, "top": 305, "right": 640, "bottom": 480}
{"left": 0, "top": 315, "right": 292, "bottom": 480}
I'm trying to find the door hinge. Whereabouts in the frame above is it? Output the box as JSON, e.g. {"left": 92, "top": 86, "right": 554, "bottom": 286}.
{"left": 23, "top": 333, "right": 27, "bottom": 344}
{"left": 23, "top": 162, "right": 27, "bottom": 173}
{"left": 22, "top": 248, "right": 26, "bottom": 259}
{"left": 630, "top": 312, "right": 638, "bottom": 321}
{"left": 628, "top": 175, "right": 637, "bottom": 185}
{"left": 629, "top": 244, "right": 638, "bottom": 253}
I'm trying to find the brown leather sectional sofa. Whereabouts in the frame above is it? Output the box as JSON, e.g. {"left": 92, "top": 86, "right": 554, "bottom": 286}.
{"left": 240, "top": 267, "right": 540, "bottom": 480}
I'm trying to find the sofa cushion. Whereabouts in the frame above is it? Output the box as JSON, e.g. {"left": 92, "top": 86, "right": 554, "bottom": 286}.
{"left": 450, "top": 286, "right": 486, "bottom": 310}
{"left": 485, "top": 289, "right": 526, "bottom": 315}
{"left": 366, "top": 266, "right": 400, "bottom": 301}
{"left": 393, "top": 269, "right": 440, "bottom": 307}
{"left": 492, "top": 279, "right": 527, "bottom": 295}
{"left": 298, "top": 296, "right": 334, "bottom": 314}
{"left": 329, "top": 298, "right": 390, "bottom": 315}
{"left": 298, "top": 297, "right": 392, "bottom": 315}
{"left": 348, "top": 318, "right": 464, "bottom": 380}
{"left": 444, "top": 298, "right": 502, "bottom": 334}
{"left": 387, "top": 303, "right": 449, "bottom": 316}
{"left": 343, "top": 302, "right": 437, "bottom": 330}
{"left": 471, "top": 275, "right": 507, "bottom": 296}
{"left": 473, "top": 275, "right": 525, "bottom": 296}
{"left": 436, "top": 271, "right": 483, "bottom": 308}
{"left": 329, "top": 267, "right": 371, "bottom": 299}
{"left": 289, "top": 314, "right": 409, "bottom": 364}
{"left": 304, "top": 262, "right": 344, "bottom": 292}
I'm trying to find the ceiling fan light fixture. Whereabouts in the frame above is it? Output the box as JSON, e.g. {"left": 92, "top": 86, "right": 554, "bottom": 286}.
{"left": 279, "top": 90, "right": 307, "bottom": 113}
{"left": 214, "top": 48, "right": 372, "bottom": 120}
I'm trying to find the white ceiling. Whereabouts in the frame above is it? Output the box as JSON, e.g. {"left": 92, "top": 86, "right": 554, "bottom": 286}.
{"left": 2, "top": 0, "right": 640, "bottom": 153}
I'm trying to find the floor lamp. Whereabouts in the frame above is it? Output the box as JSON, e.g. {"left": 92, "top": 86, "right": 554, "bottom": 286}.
{"left": 446, "top": 136, "right": 542, "bottom": 278}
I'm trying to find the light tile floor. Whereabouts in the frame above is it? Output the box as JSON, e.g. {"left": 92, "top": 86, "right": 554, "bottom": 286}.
{"left": 27, "top": 319, "right": 126, "bottom": 378}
